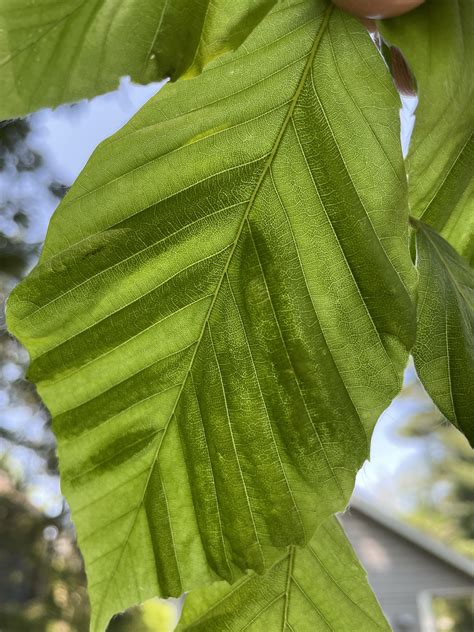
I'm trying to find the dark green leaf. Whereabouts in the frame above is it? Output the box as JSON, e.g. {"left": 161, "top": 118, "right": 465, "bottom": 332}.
{"left": 412, "top": 220, "right": 474, "bottom": 445}
{"left": 0, "top": 0, "right": 276, "bottom": 118}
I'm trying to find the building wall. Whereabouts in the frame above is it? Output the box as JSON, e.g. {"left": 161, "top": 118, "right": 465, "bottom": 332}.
{"left": 340, "top": 508, "right": 473, "bottom": 632}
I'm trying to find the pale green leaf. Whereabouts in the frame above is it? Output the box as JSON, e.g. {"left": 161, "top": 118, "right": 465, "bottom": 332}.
{"left": 380, "top": 0, "right": 474, "bottom": 261}
{"left": 179, "top": 515, "right": 390, "bottom": 631}
{"left": 0, "top": 0, "right": 275, "bottom": 119}
{"left": 411, "top": 220, "right": 474, "bottom": 445}
{"left": 7, "top": 2, "right": 416, "bottom": 630}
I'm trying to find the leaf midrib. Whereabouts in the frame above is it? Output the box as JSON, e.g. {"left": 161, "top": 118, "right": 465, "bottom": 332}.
{"left": 151, "top": 1, "right": 333, "bottom": 463}
{"left": 92, "top": 6, "right": 334, "bottom": 626}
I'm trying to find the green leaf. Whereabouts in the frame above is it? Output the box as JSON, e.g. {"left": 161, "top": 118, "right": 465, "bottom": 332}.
{"left": 179, "top": 515, "right": 390, "bottom": 631}
{"left": 0, "top": 0, "right": 276, "bottom": 118}
{"left": 411, "top": 220, "right": 474, "bottom": 446}
{"left": 7, "top": 1, "right": 416, "bottom": 629}
{"left": 380, "top": 0, "right": 474, "bottom": 261}
{"left": 381, "top": 1, "right": 474, "bottom": 447}
{"left": 417, "top": 134, "right": 473, "bottom": 267}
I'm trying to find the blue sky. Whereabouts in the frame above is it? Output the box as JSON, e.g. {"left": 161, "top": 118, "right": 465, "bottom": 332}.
{"left": 29, "top": 78, "right": 164, "bottom": 186}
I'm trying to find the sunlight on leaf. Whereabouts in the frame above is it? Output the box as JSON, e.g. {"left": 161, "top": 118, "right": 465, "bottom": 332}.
{"left": 0, "top": 0, "right": 276, "bottom": 118}
{"left": 179, "top": 515, "right": 390, "bottom": 631}
{"left": 7, "top": 1, "right": 416, "bottom": 629}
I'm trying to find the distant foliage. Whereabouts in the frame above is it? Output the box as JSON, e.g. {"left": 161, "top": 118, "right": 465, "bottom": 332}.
{"left": 399, "top": 411, "right": 474, "bottom": 558}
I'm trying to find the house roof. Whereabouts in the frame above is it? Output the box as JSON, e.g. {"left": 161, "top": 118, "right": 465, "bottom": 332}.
{"left": 346, "top": 495, "right": 474, "bottom": 579}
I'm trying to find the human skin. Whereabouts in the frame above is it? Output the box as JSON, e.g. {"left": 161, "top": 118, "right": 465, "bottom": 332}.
{"left": 331, "top": 0, "right": 425, "bottom": 18}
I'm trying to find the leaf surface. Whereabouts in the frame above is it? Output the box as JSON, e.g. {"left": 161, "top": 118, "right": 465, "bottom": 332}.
{"left": 412, "top": 221, "right": 474, "bottom": 445}
{"left": 0, "top": 0, "right": 275, "bottom": 118}
{"left": 7, "top": 2, "right": 416, "bottom": 630}
{"left": 380, "top": 0, "right": 474, "bottom": 261}
{"left": 179, "top": 515, "right": 390, "bottom": 631}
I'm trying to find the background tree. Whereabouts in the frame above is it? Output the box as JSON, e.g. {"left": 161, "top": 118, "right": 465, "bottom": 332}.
{"left": 0, "top": 118, "right": 91, "bottom": 632}
{"left": 398, "top": 402, "right": 474, "bottom": 559}
{"left": 0, "top": 117, "right": 67, "bottom": 499}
